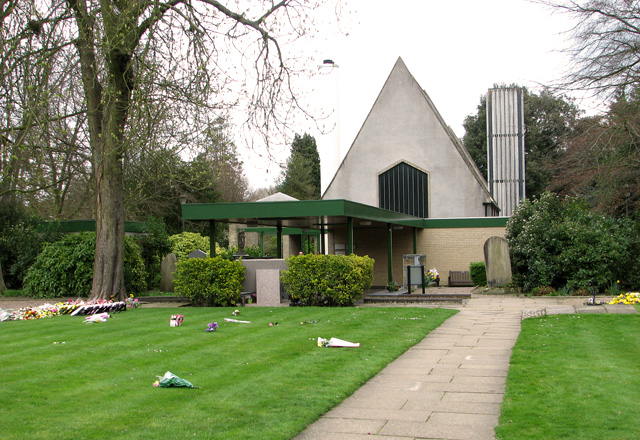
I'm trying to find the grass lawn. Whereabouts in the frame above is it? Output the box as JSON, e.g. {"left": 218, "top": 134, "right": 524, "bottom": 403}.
{"left": 0, "top": 306, "right": 455, "bottom": 439}
{"left": 496, "top": 313, "right": 640, "bottom": 440}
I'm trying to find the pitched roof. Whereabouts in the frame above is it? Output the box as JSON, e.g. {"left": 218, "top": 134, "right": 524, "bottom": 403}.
{"left": 323, "top": 57, "right": 497, "bottom": 214}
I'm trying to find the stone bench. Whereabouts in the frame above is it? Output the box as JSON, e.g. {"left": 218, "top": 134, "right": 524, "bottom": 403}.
{"left": 448, "top": 270, "right": 473, "bottom": 287}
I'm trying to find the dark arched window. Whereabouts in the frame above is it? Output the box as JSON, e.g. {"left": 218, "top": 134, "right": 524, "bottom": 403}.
{"left": 378, "top": 162, "right": 428, "bottom": 218}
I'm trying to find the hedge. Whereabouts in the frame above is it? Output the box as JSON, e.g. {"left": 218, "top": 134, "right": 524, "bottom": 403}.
{"left": 174, "top": 257, "right": 245, "bottom": 306}
{"left": 281, "top": 254, "right": 374, "bottom": 306}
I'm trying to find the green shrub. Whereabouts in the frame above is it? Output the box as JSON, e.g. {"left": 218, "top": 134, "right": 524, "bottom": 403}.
{"left": 216, "top": 244, "right": 264, "bottom": 260}
{"left": 469, "top": 261, "right": 487, "bottom": 286}
{"left": 174, "top": 257, "right": 244, "bottom": 306}
{"left": 23, "top": 232, "right": 147, "bottom": 298}
{"left": 530, "top": 286, "right": 556, "bottom": 296}
{"left": 507, "top": 192, "right": 640, "bottom": 292}
{"left": 135, "top": 218, "right": 171, "bottom": 290}
{"left": 281, "top": 254, "right": 374, "bottom": 306}
{"left": 168, "top": 232, "right": 210, "bottom": 260}
{"left": 0, "top": 200, "right": 63, "bottom": 289}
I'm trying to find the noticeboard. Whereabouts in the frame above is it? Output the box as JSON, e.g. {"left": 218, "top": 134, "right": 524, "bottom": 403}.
{"left": 406, "top": 265, "right": 425, "bottom": 294}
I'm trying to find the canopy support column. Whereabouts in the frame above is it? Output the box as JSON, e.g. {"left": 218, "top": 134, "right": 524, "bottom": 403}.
{"left": 387, "top": 223, "right": 393, "bottom": 284}
{"left": 347, "top": 217, "right": 354, "bottom": 255}
{"left": 276, "top": 224, "right": 283, "bottom": 258}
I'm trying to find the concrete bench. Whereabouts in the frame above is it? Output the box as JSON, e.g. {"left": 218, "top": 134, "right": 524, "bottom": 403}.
{"left": 448, "top": 271, "right": 473, "bottom": 287}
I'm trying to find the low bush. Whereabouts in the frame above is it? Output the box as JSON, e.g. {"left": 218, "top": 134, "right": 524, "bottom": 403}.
{"left": 135, "top": 217, "right": 171, "bottom": 290}
{"left": 168, "top": 232, "right": 210, "bottom": 260}
{"left": 530, "top": 285, "right": 556, "bottom": 296}
{"left": 469, "top": 261, "right": 487, "bottom": 286}
{"left": 174, "top": 257, "right": 244, "bottom": 306}
{"left": 281, "top": 254, "right": 374, "bottom": 306}
{"left": 507, "top": 192, "right": 640, "bottom": 292}
{"left": 23, "top": 232, "right": 147, "bottom": 298}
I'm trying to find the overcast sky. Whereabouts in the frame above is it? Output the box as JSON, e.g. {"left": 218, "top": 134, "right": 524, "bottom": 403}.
{"left": 241, "top": 0, "right": 590, "bottom": 191}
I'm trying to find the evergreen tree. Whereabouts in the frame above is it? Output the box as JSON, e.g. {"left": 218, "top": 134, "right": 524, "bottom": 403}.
{"left": 277, "top": 134, "right": 321, "bottom": 200}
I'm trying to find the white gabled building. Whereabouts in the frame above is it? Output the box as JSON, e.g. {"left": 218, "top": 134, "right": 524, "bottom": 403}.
{"left": 323, "top": 57, "right": 499, "bottom": 218}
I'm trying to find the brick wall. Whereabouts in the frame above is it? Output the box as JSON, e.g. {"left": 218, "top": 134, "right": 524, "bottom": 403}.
{"left": 331, "top": 225, "right": 506, "bottom": 287}
{"left": 419, "top": 227, "right": 506, "bottom": 286}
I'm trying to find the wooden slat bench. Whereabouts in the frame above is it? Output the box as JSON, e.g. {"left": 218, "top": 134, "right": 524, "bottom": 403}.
{"left": 448, "top": 271, "right": 473, "bottom": 287}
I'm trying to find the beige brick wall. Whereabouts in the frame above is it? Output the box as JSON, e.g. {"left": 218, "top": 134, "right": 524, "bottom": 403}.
{"left": 331, "top": 225, "right": 506, "bottom": 287}
{"left": 419, "top": 227, "right": 506, "bottom": 286}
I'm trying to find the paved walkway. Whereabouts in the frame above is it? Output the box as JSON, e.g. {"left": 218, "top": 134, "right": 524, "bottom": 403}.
{"left": 293, "top": 294, "right": 637, "bottom": 440}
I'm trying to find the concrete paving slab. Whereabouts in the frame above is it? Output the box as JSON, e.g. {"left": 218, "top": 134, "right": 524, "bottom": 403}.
{"left": 298, "top": 417, "right": 386, "bottom": 435}
{"left": 428, "top": 412, "right": 498, "bottom": 426}
{"left": 575, "top": 306, "right": 607, "bottom": 314}
{"left": 430, "top": 401, "right": 501, "bottom": 415}
{"left": 545, "top": 305, "right": 576, "bottom": 315}
{"left": 380, "top": 420, "right": 495, "bottom": 440}
{"left": 440, "top": 391, "right": 504, "bottom": 403}
{"left": 603, "top": 304, "right": 638, "bottom": 314}
{"left": 431, "top": 366, "right": 507, "bottom": 377}
{"left": 323, "top": 406, "right": 430, "bottom": 422}
{"left": 294, "top": 432, "right": 408, "bottom": 440}
{"left": 294, "top": 293, "right": 634, "bottom": 440}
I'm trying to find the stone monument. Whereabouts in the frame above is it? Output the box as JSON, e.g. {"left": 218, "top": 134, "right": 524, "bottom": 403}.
{"left": 160, "top": 253, "right": 178, "bottom": 292}
{"left": 484, "top": 236, "right": 513, "bottom": 288}
{"left": 188, "top": 249, "right": 207, "bottom": 259}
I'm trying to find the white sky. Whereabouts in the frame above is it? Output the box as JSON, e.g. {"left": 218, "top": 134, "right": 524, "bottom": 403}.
{"left": 240, "top": 0, "right": 592, "bottom": 191}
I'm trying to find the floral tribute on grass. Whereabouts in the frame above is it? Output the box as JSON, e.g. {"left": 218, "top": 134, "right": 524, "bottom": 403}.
{"left": 317, "top": 337, "right": 360, "bottom": 348}
{"left": 126, "top": 294, "right": 139, "bottom": 309}
{"left": 205, "top": 322, "right": 218, "bottom": 332}
{"left": 0, "top": 298, "right": 135, "bottom": 322}
{"left": 153, "top": 371, "right": 196, "bottom": 388}
{"left": 169, "top": 314, "right": 184, "bottom": 327}
{"left": 84, "top": 313, "right": 111, "bottom": 323}
{"left": 608, "top": 292, "right": 640, "bottom": 305}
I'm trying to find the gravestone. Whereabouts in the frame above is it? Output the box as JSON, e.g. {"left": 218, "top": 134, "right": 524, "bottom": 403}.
{"left": 188, "top": 249, "right": 207, "bottom": 259}
{"left": 160, "top": 253, "right": 178, "bottom": 292}
{"left": 484, "top": 236, "right": 512, "bottom": 288}
{"left": 256, "top": 269, "right": 281, "bottom": 307}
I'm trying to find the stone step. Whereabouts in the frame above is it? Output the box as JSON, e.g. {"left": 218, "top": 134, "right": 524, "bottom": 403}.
{"left": 139, "top": 296, "right": 190, "bottom": 303}
{"left": 363, "top": 293, "right": 469, "bottom": 303}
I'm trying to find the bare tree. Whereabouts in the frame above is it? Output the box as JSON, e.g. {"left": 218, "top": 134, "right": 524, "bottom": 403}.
{"left": 3, "top": 0, "right": 333, "bottom": 300}
{"left": 540, "top": 0, "right": 640, "bottom": 99}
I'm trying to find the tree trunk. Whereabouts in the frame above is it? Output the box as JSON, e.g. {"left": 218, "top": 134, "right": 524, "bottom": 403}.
{"left": 69, "top": 0, "right": 134, "bottom": 301}
{"left": 90, "top": 48, "right": 133, "bottom": 301}
{"left": 91, "top": 140, "right": 126, "bottom": 301}
{"left": 0, "top": 262, "right": 6, "bottom": 294}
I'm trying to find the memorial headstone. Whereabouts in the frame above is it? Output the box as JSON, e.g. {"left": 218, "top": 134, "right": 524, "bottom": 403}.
{"left": 484, "top": 236, "right": 513, "bottom": 288}
{"left": 160, "top": 253, "right": 178, "bottom": 292}
{"left": 256, "top": 269, "right": 281, "bottom": 307}
{"left": 188, "top": 249, "right": 207, "bottom": 259}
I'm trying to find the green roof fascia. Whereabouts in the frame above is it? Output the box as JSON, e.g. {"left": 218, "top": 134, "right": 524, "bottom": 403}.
{"left": 38, "top": 220, "right": 148, "bottom": 234}
{"left": 182, "top": 199, "right": 422, "bottom": 225}
{"left": 242, "top": 227, "right": 322, "bottom": 236}
{"left": 419, "top": 217, "right": 509, "bottom": 229}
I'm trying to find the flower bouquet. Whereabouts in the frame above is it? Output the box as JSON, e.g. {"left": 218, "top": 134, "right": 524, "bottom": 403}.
{"left": 170, "top": 314, "right": 184, "bottom": 327}
{"left": 126, "top": 294, "right": 139, "bottom": 309}
{"left": 317, "top": 337, "right": 360, "bottom": 348}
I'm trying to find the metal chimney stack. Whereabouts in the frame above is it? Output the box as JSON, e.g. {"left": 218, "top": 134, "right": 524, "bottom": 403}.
{"left": 486, "top": 88, "right": 525, "bottom": 217}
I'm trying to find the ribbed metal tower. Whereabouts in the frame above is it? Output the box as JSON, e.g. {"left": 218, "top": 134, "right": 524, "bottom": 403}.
{"left": 486, "top": 88, "right": 525, "bottom": 217}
